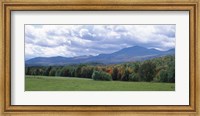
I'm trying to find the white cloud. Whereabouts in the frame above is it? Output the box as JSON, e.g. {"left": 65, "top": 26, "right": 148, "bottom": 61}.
{"left": 25, "top": 25, "right": 175, "bottom": 59}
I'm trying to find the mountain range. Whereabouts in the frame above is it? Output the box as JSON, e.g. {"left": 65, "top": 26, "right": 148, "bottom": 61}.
{"left": 25, "top": 46, "right": 175, "bottom": 66}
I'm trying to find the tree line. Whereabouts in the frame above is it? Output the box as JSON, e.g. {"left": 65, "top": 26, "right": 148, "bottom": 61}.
{"left": 25, "top": 55, "right": 175, "bottom": 83}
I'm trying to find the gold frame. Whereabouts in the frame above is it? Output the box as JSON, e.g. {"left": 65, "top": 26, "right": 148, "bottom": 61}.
{"left": 0, "top": 0, "right": 199, "bottom": 115}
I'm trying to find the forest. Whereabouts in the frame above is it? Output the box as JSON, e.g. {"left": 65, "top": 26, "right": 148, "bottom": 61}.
{"left": 25, "top": 55, "right": 175, "bottom": 83}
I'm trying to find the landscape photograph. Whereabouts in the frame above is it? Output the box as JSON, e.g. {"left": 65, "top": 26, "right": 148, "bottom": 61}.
{"left": 25, "top": 24, "right": 175, "bottom": 91}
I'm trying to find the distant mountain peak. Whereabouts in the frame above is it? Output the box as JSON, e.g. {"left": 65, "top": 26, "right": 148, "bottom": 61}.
{"left": 168, "top": 48, "right": 175, "bottom": 51}
{"left": 51, "top": 56, "right": 66, "bottom": 58}
{"left": 26, "top": 46, "right": 175, "bottom": 66}
{"left": 132, "top": 45, "right": 145, "bottom": 48}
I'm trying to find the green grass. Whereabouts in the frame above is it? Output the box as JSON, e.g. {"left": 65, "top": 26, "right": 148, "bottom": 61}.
{"left": 25, "top": 75, "right": 175, "bottom": 91}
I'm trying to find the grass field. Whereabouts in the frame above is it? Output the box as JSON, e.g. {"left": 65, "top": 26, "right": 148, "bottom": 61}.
{"left": 25, "top": 75, "right": 175, "bottom": 91}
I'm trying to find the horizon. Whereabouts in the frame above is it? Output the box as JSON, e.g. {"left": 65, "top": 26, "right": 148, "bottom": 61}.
{"left": 26, "top": 45, "right": 175, "bottom": 60}
{"left": 25, "top": 25, "right": 176, "bottom": 60}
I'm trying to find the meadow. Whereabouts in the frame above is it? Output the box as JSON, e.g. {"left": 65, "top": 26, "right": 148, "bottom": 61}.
{"left": 25, "top": 75, "right": 175, "bottom": 91}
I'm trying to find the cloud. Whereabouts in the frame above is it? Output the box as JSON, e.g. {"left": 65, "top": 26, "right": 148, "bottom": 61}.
{"left": 25, "top": 25, "right": 175, "bottom": 59}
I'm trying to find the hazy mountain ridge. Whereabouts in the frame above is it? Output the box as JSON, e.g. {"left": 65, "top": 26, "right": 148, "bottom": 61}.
{"left": 26, "top": 46, "right": 175, "bottom": 66}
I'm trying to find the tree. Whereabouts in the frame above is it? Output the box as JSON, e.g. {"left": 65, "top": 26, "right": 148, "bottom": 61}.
{"left": 159, "top": 69, "right": 168, "bottom": 82}
{"left": 128, "top": 73, "right": 139, "bottom": 81}
{"left": 167, "top": 61, "right": 175, "bottom": 83}
{"left": 43, "top": 66, "right": 52, "bottom": 76}
{"left": 80, "top": 66, "right": 93, "bottom": 78}
{"left": 35, "top": 69, "right": 40, "bottom": 75}
{"left": 55, "top": 68, "right": 62, "bottom": 76}
{"left": 139, "top": 61, "right": 156, "bottom": 82}
{"left": 25, "top": 67, "right": 31, "bottom": 75}
{"left": 167, "top": 68, "right": 175, "bottom": 82}
{"left": 75, "top": 65, "right": 84, "bottom": 77}
{"left": 92, "top": 71, "right": 112, "bottom": 81}
{"left": 159, "top": 67, "right": 175, "bottom": 83}
{"left": 112, "top": 67, "right": 118, "bottom": 80}
{"left": 134, "top": 63, "right": 140, "bottom": 73}
{"left": 49, "top": 68, "right": 56, "bottom": 76}
{"left": 60, "top": 66, "right": 70, "bottom": 77}
{"left": 121, "top": 68, "right": 130, "bottom": 81}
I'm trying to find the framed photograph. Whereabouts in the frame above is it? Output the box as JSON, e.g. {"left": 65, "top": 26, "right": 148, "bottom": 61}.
{"left": 0, "top": 0, "right": 199, "bottom": 115}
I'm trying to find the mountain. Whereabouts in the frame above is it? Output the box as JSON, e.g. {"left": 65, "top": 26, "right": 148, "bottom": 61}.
{"left": 25, "top": 46, "right": 175, "bottom": 66}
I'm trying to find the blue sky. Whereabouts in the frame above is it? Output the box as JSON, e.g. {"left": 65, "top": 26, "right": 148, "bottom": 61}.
{"left": 25, "top": 25, "right": 175, "bottom": 59}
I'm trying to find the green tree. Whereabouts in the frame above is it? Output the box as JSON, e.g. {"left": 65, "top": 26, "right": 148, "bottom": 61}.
{"left": 92, "top": 71, "right": 112, "bottom": 81}
{"left": 112, "top": 67, "right": 118, "bottom": 80}
{"left": 121, "top": 68, "right": 130, "bottom": 81}
{"left": 25, "top": 67, "right": 31, "bottom": 75}
{"left": 35, "top": 69, "right": 40, "bottom": 75}
{"left": 43, "top": 66, "right": 52, "bottom": 76}
{"left": 134, "top": 63, "right": 140, "bottom": 73}
{"left": 75, "top": 65, "right": 84, "bottom": 77}
{"left": 128, "top": 73, "right": 139, "bottom": 81}
{"left": 139, "top": 61, "right": 156, "bottom": 82}
{"left": 55, "top": 68, "right": 62, "bottom": 76}
{"left": 49, "top": 68, "right": 56, "bottom": 76}
{"left": 159, "top": 69, "right": 168, "bottom": 82}
{"left": 62, "top": 67, "right": 69, "bottom": 76}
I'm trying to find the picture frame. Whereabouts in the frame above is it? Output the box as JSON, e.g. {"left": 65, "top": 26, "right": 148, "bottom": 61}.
{"left": 0, "top": 0, "right": 199, "bottom": 115}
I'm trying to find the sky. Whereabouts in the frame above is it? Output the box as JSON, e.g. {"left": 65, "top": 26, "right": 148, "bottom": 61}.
{"left": 25, "top": 25, "right": 175, "bottom": 59}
